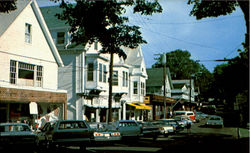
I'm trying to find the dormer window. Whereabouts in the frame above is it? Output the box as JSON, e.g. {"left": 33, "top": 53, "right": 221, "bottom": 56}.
{"left": 57, "top": 32, "right": 65, "bottom": 44}
{"left": 94, "top": 41, "right": 98, "bottom": 50}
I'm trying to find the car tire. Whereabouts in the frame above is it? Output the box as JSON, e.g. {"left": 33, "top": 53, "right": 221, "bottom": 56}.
{"left": 153, "top": 135, "right": 158, "bottom": 141}
{"left": 80, "top": 145, "right": 86, "bottom": 151}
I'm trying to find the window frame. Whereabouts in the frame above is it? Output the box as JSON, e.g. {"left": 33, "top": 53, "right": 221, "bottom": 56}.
{"left": 99, "top": 63, "right": 102, "bottom": 82}
{"left": 57, "top": 32, "right": 65, "bottom": 44}
{"left": 9, "top": 60, "right": 43, "bottom": 87}
{"left": 112, "top": 71, "right": 118, "bottom": 86}
{"left": 25, "top": 23, "right": 32, "bottom": 43}
{"left": 133, "top": 81, "right": 138, "bottom": 94}
{"left": 87, "top": 63, "right": 94, "bottom": 81}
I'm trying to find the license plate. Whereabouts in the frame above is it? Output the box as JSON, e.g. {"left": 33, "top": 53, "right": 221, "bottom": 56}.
{"left": 104, "top": 134, "right": 110, "bottom": 137}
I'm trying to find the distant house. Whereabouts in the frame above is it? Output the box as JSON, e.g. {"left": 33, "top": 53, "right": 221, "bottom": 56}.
{"left": 123, "top": 47, "right": 149, "bottom": 121}
{"left": 171, "top": 79, "right": 196, "bottom": 111}
{"left": 0, "top": 0, "right": 67, "bottom": 124}
{"left": 146, "top": 68, "right": 175, "bottom": 120}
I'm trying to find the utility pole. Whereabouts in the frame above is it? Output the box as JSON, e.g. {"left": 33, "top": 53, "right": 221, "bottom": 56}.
{"left": 107, "top": 52, "right": 114, "bottom": 123}
{"left": 154, "top": 53, "right": 167, "bottom": 119}
{"left": 189, "top": 77, "right": 192, "bottom": 111}
{"left": 162, "top": 53, "right": 167, "bottom": 119}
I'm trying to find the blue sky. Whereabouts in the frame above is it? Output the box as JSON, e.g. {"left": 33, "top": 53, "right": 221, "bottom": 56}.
{"left": 37, "top": 0, "right": 246, "bottom": 72}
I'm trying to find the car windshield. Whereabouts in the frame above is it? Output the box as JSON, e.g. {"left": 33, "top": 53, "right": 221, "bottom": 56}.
{"left": 90, "top": 123, "right": 117, "bottom": 131}
{"left": 175, "top": 112, "right": 185, "bottom": 115}
{"left": 58, "top": 121, "right": 87, "bottom": 129}
{"left": 0, "top": 125, "right": 31, "bottom": 132}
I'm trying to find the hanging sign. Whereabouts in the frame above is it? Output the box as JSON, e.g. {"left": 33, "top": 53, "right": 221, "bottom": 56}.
{"left": 29, "top": 102, "right": 38, "bottom": 114}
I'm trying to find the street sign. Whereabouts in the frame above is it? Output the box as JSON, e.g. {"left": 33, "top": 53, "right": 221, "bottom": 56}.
{"left": 29, "top": 102, "right": 38, "bottom": 114}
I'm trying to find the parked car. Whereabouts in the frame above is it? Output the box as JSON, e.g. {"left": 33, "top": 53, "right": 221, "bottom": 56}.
{"left": 113, "top": 120, "right": 142, "bottom": 138}
{"left": 206, "top": 115, "right": 224, "bottom": 128}
{"left": 152, "top": 120, "right": 174, "bottom": 137}
{"left": 137, "top": 121, "right": 161, "bottom": 140}
{"left": 0, "top": 123, "right": 38, "bottom": 151}
{"left": 174, "top": 116, "right": 187, "bottom": 127}
{"left": 89, "top": 122, "right": 121, "bottom": 142}
{"left": 36, "top": 120, "right": 93, "bottom": 150}
{"left": 157, "top": 119, "right": 184, "bottom": 133}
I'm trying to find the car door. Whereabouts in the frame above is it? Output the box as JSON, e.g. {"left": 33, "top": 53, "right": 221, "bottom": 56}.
{"left": 118, "top": 121, "right": 139, "bottom": 137}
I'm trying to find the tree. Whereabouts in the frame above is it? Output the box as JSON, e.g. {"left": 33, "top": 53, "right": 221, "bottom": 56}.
{"left": 0, "top": 0, "right": 17, "bottom": 13}
{"left": 152, "top": 49, "right": 201, "bottom": 79}
{"left": 188, "top": 0, "right": 249, "bottom": 51}
{"left": 53, "top": 0, "right": 162, "bottom": 122}
{"left": 152, "top": 49, "right": 213, "bottom": 102}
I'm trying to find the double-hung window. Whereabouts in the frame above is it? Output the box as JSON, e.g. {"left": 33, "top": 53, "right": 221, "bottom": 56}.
{"left": 57, "top": 32, "right": 65, "bottom": 44}
{"left": 103, "top": 65, "right": 107, "bottom": 83}
{"left": 133, "top": 81, "right": 138, "bottom": 94}
{"left": 9, "top": 60, "right": 43, "bottom": 87}
{"left": 112, "top": 71, "right": 118, "bottom": 86}
{"left": 122, "top": 71, "right": 126, "bottom": 87}
{"left": 25, "top": 23, "right": 32, "bottom": 43}
{"left": 99, "top": 63, "right": 103, "bottom": 82}
{"left": 87, "top": 63, "right": 94, "bottom": 81}
{"left": 10, "top": 60, "right": 17, "bottom": 84}
{"left": 141, "top": 82, "right": 145, "bottom": 95}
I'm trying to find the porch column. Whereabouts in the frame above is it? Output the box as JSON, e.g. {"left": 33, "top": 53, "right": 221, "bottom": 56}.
{"left": 96, "top": 108, "right": 100, "bottom": 122}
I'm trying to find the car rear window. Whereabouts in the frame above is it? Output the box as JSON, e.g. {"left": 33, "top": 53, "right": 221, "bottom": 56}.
{"left": 0, "top": 125, "right": 31, "bottom": 132}
{"left": 187, "top": 113, "right": 194, "bottom": 115}
{"left": 59, "top": 121, "right": 87, "bottom": 129}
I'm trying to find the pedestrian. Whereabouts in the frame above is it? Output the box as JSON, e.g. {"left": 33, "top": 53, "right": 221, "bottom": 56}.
{"left": 186, "top": 122, "right": 191, "bottom": 134}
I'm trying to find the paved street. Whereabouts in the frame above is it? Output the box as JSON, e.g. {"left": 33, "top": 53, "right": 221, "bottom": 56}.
{"left": 21, "top": 119, "right": 248, "bottom": 153}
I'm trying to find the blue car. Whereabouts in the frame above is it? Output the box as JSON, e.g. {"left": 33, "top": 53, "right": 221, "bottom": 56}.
{"left": 206, "top": 115, "right": 224, "bottom": 128}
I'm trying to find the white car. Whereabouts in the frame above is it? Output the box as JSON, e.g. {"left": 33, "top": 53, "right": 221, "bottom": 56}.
{"left": 152, "top": 121, "right": 174, "bottom": 137}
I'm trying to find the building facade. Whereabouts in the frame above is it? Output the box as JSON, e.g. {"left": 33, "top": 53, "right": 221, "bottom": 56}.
{"left": 41, "top": 6, "right": 150, "bottom": 122}
{"left": 146, "top": 68, "right": 175, "bottom": 120}
{"left": 0, "top": 0, "right": 67, "bottom": 126}
{"left": 171, "top": 79, "right": 196, "bottom": 111}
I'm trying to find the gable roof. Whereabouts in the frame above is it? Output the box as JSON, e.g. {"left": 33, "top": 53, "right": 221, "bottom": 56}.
{"left": 40, "top": 5, "right": 69, "bottom": 29}
{"left": 0, "top": 0, "right": 64, "bottom": 67}
{"left": 146, "top": 68, "right": 173, "bottom": 89}
{"left": 0, "top": 0, "right": 30, "bottom": 36}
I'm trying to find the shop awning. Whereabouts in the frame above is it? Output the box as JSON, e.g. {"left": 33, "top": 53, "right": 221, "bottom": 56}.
{"left": 127, "top": 103, "right": 152, "bottom": 110}
{"left": 127, "top": 103, "right": 144, "bottom": 109}
{"left": 140, "top": 104, "right": 152, "bottom": 110}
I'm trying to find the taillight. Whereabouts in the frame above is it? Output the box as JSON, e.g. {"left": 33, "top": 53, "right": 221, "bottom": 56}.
{"left": 94, "top": 132, "right": 103, "bottom": 136}
{"left": 112, "top": 132, "right": 120, "bottom": 136}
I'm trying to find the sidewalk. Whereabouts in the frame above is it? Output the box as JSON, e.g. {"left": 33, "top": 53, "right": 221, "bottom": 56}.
{"left": 238, "top": 128, "right": 250, "bottom": 138}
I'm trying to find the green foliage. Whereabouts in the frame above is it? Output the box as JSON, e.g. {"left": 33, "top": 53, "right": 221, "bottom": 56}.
{"left": 188, "top": 0, "right": 249, "bottom": 54}
{"left": 152, "top": 49, "right": 202, "bottom": 79}
{"left": 152, "top": 49, "right": 213, "bottom": 102}
{"left": 53, "top": 0, "right": 162, "bottom": 59}
{"left": 211, "top": 45, "right": 249, "bottom": 107}
{"left": 188, "top": 0, "right": 237, "bottom": 20}
{"left": 0, "top": 0, "right": 17, "bottom": 13}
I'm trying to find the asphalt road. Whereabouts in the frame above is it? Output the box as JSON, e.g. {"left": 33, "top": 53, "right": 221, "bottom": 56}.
{"left": 4, "top": 119, "right": 249, "bottom": 153}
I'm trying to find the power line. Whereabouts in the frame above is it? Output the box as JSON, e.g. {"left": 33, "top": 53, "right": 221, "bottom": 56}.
{"left": 130, "top": 15, "right": 243, "bottom": 25}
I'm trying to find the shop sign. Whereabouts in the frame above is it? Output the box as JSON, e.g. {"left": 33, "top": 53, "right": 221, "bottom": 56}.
{"left": 29, "top": 102, "right": 38, "bottom": 114}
